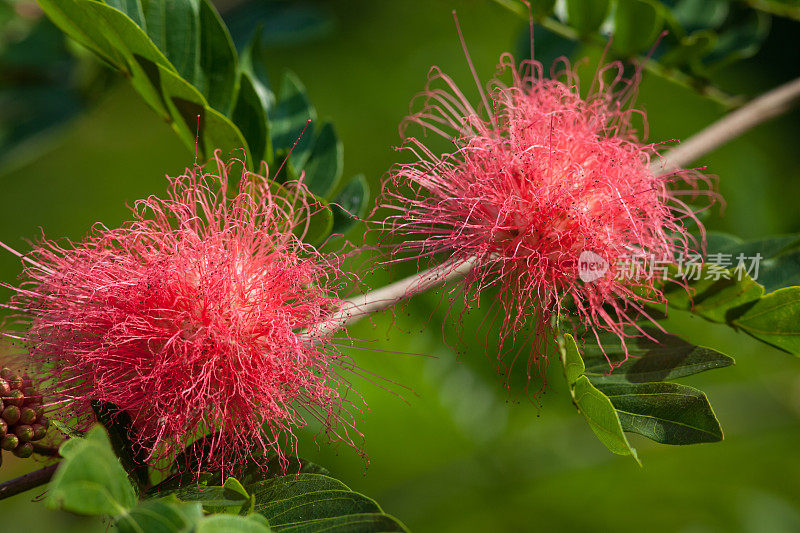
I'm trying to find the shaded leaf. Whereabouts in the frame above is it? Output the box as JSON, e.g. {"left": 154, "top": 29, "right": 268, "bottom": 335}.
{"left": 297, "top": 198, "right": 334, "bottom": 247}
{"left": 197, "top": 0, "right": 237, "bottom": 113}
{"left": 613, "top": 0, "right": 665, "bottom": 56}
{"left": 582, "top": 327, "right": 734, "bottom": 383}
{"left": 37, "top": 0, "right": 125, "bottom": 67}
{"left": 671, "top": 0, "right": 729, "bottom": 32}
{"left": 239, "top": 29, "right": 275, "bottom": 114}
{"left": 91, "top": 401, "right": 151, "bottom": 490}
{"left": 302, "top": 121, "right": 343, "bottom": 198}
{"left": 565, "top": 0, "right": 610, "bottom": 35}
{"left": 704, "top": 8, "right": 770, "bottom": 69}
{"left": 595, "top": 382, "right": 723, "bottom": 444}
{"left": 105, "top": 0, "right": 146, "bottom": 28}
{"left": 270, "top": 71, "right": 316, "bottom": 170}
{"left": 331, "top": 174, "right": 369, "bottom": 236}
{"left": 232, "top": 71, "right": 269, "bottom": 164}
{"left": 141, "top": 0, "right": 200, "bottom": 83}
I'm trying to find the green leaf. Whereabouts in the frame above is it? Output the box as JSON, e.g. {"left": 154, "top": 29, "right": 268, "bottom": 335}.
{"left": 84, "top": 1, "right": 176, "bottom": 117}
{"left": 52, "top": 420, "right": 86, "bottom": 438}
{"left": 571, "top": 376, "right": 639, "bottom": 460}
{"left": 249, "top": 474, "right": 349, "bottom": 507}
{"left": 91, "top": 401, "right": 151, "bottom": 490}
{"left": 297, "top": 198, "right": 334, "bottom": 247}
{"left": 239, "top": 28, "right": 276, "bottom": 113}
{"left": 302, "top": 121, "right": 343, "bottom": 198}
{"left": 748, "top": 0, "right": 800, "bottom": 22}
{"left": 197, "top": 0, "right": 237, "bottom": 113}
{"left": 662, "top": 267, "right": 764, "bottom": 323}
{"left": 105, "top": 0, "right": 146, "bottom": 27}
{"left": 565, "top": 0, "right": 610, "bottom": 35}
{"left": 233, "top": 71, "right": 269, "bottom": 164}
{"left": 154, "top": 470, "right": 407, "bottom": 533}
{"left": 704, "top": 9, "right": 770, "bottom": 69}
{"left": 195, "top": 514, "right": 272, "bottom": 533}
{"left": 270, "top": 71, "right": 316, "bottom": 170}
{"left": 595, "top": 382, "right": 723, "bottom": 444}
{"left": 671, "top": 0, "right": 729, "bottom": 32}
{"left": 706, "top": 232, "right": 800, "bottom": 293}
{"left": 331, "top": 174, "right": 369, "bottom": 236}
{"left": 559, "top": 333, "right": 585, "bottom": 385}
{"left": 760, "top": 250, "right": 800, "bottom": 293}
{"left": 158, "top": 63, "right": 252, "bottom": 163}
{"left": 165, "top": 476, "right": 253, "bottom": 515}
{"left": 47, "top": 426, "right": 137, "bottom": 516}
{"left": 582, "top": 327, "right": 734, "bottom": 383}
{"left": 141, "top": 0, "right": 200, "bottom": 84}
{"left": 276, "top": 513, "right": 407, "bottom": 533}
{"left": 659, "top": 30, "right": 717, "bottom": 71}
{"left": 115, "top": 498, "right": 204, "bottom": 533}
{"left": 38, "top": 0, "right": 250, "bottom": 164}
{"left": 613, "top": 0, "right": 665, "bottom": 56}
{"left": 733, "top": 287, "right": 800, "bottom": 355}
{"left": 260, "top": 490, "right": 380, "bottom": 527}
{"left": 37, "top": 0, "right": 126, "bottom": 67}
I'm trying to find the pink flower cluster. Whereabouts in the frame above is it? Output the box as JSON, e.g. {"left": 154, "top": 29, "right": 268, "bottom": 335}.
{"left": 4, "top": 155, "right": 357, "bottom": 472}
{"left": 381, "top": 47, "right": 714, "bottom": 381}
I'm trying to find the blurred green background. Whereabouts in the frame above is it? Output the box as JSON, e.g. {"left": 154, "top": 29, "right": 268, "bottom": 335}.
{"left": 1, "top": 0, "right": 800, "bottom": 531}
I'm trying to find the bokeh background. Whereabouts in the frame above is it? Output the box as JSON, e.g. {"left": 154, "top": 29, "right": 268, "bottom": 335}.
{"left": 1, "top": 0, "right": 800, "bottom": 531}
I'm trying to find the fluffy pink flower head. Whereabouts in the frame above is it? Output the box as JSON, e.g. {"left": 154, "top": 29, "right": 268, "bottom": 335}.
{"left": 4, "top": 154, "right": 359, "bottom": 473}
{"left": 381, "top": 25, "right": 715, "bottom": 384}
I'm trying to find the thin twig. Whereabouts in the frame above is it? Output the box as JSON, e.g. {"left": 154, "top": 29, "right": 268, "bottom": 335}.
{"left": 0, "top": 464, "right": 58, "bottom": 501}
{"left": 306, "top": 256, "right": 477, "bottom": 339}
{"left": 310, "top": 76, "right": 800, "bottom": 338}
{"left": 657, "top": 76, "right": 800, "bottom": 172}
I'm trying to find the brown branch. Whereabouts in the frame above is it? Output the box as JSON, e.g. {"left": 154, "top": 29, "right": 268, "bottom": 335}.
{"left": 0, "top": 463, "right": 58, "bottom": 501}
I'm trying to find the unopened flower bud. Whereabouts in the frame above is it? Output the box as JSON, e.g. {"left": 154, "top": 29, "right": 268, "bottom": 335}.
{"left": 19, "top": 407, "right": 37, "bottom": 425}
{"left": 6, "top": 390, "right": 24, "bottom": 407}
{"left": 15, "top": 424, "right": 34, "bottom": 442}
{"left": 31, "top": 423, "right": 46, "bottom": 441}
{"left": 1, "top": 433, "right": 18, "bottom": 450}
{"left": 0, "top": 419, "right": 6, "bottom": 438}
{"left": 2, "top": 405, "right": 20, "bottom": 425}
{"left": 0, "top": 368, "right": 13, "bottom": 381}
{"left": 0, "top": 378, "right": 9, "bottom": 396}
{"left": 22, "top": 386, "right": 38, "bottom": 399}
{"left": 13, "top": 442, "right": 33, "bottom": 458}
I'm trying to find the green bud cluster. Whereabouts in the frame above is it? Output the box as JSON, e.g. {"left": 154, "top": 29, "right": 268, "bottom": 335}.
{"left": 0, "top": 368, "right": 49, "bottom": 459}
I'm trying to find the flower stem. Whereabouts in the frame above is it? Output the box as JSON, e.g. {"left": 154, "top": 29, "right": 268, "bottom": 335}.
{"left": 313, "top": 77, "right": 800, "bottom": 338}
{"left": 0, "top": 464, "right": 58, "bottom": 501}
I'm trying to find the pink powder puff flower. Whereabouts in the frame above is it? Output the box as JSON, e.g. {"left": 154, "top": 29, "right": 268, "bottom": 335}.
{"left": 380, "top": 22, "right": 716, "bottom": 386}
{"left": 2, "top": 153, "right": 361, "bottom": 474}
